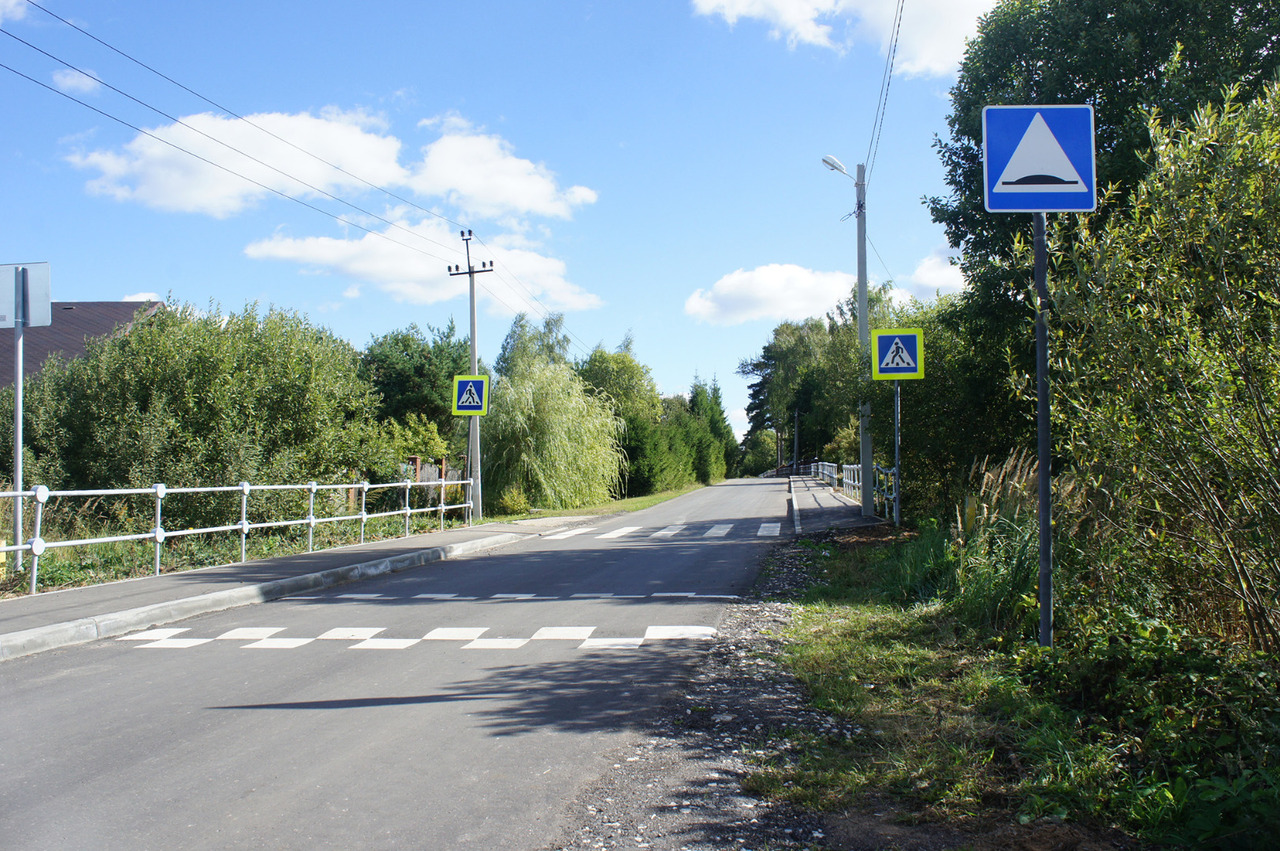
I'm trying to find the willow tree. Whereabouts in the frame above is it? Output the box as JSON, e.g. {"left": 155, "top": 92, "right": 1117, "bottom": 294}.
{"left": 483, "top": 360, "right": 623, "bottom": 512}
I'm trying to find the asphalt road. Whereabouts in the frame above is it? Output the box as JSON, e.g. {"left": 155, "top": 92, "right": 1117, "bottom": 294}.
{"left": 0, "top": 478, "right": 791, "bottom": 850}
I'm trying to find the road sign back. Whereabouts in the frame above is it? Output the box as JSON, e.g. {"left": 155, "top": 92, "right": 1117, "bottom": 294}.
{"left": 983, "top": 105, "right": 1096, "bottom": 213}
{"left": 872, "top": 329, "right": 924, "bottom": 380}
{"left": 452, "top": 375, "right": 489, "bottom": 415}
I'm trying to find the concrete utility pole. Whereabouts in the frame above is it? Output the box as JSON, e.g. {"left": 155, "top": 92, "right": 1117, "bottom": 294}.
{"left": 447, "top": 231, "right": 494, "bottom": 521}
{"left": 822, "top": 156, "right": 874, "bottom": 516}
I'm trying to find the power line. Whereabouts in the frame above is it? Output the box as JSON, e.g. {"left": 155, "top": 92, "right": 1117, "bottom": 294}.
{"left": 11, "top": 0, "right": 594, "bottom": 348}
{"left": 864, "top": 0, "right": 905, "bottom": 185}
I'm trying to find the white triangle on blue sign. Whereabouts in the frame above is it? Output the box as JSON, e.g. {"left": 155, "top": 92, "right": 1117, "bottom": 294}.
{"left": 880, "top": 338, "right": 916, "bottom": 370}
{"left": 994, "top": 112, "right": 1088, "bottom": 193}
{"left": 458, "top": 382, "right": 482, "bottom": 407}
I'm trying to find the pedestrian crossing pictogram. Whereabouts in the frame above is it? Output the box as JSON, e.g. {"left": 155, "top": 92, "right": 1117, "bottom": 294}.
{"left": 880, "top": 337, "right": 916, "bottom": 370}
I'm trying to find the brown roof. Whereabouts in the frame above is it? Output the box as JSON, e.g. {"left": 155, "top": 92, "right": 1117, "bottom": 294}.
{"left": 0, "top": 301, "right": 162, "bottom": 386}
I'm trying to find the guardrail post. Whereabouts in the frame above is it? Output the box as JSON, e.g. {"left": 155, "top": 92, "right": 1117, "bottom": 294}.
{"left": 153, "top": 483, "right": 166, "bottom": 575}
{"left": 403, "top": 479, "right": 412, "bottom": 537}
{"left": 359, "top": 482, "right": 369, "bottom": 544}
{"left": 28, "top": 486, "right": 47, "bottom": 594}
{"left": 239, "top": 482, "right": 251, "bottom": 562}
{"left": 307, "top": 482, "right": 318, "bottom": 552}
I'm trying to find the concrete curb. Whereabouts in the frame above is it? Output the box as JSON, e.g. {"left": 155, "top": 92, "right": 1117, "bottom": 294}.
{"left": 0, "top": 531, "right": 528, "bottom": 662}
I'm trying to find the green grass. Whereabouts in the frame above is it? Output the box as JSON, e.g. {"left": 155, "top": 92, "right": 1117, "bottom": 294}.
{"left": 744, "top": 529, "right": 1130, "bottom": 831}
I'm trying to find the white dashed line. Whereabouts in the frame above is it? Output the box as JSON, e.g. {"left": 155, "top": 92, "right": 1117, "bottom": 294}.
{"left": 546, "top": 527, "right": 597, "bottom": 539}
{"left": 644, "top": 626, "right": 717, "bottom": 640}
{"left": 318, "top": 628, "right": 385, "bottom": 640}
{"left": 350, "top": 638, "right": 419, "bottom": 650}
{"left": 531, "top": 627, "right": 596, "bottom": 640}
{"left": 242, "top": 638, "right": 314, "bottom": 649}
{"left": 216, "top": 627, "right": 284, "bottom": 640}
{"left": 463, "top": 638, "right": 529, "bottom": 650}
{"left": 424, "top": 627, "right": 489, "bottom": 640}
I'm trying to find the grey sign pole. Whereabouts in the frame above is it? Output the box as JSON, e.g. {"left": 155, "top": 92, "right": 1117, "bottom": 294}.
{"left": 12, "top": 266, "right": 23, "bottom": 574}
{"left": 1033, "top": 213, "right": 1053, "bottom": 648}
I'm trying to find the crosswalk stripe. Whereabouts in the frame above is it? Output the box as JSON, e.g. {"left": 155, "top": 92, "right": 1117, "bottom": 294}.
{"left": 216, "top": 627, "right": 283, "bottom": 640}
{"left": 531, "top": 626, "right": 596, "bottom": 640}
{"left": 546, "top": 527, "right": 596, "bottom": 539}
{"left": 318, "top": 628, "right": 385, "bottom": 640}
{"left": 350, "top": 637, "right": 419, "bottom": 649}
{"left": 424, "top": 627, "right": 488, "bottom": 640}
{"left": 598, "top": 526, "right": 641, "bottom": 539}
{"left": 757, "top": 522, "right": 781, "bottom": 537}
{"left": 463, "top": 638, "right": 529, "bottom": 649}
{"left": 704, "top": 524, "right": 732, "bottom": 537}
{"left": 242, "top": 638, "right": 314, "bottom": 649}
{"left": 650, "top": 525, "right": 687, "bottom": 538}
{"left": 644, "top": 625, "right": 717, "bottom": 640}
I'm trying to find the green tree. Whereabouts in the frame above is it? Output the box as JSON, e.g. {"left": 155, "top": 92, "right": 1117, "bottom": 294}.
{"left": 1055, "top": 85, "right": 1280, "bottom": 651}
{"left": 359, "top": 321, "right": 470, "bottom": 439}
{"left": 927, "top": 0, "right": 1280, "bottom": 475}
{"left": 577, "top": 336, "right": 668, "bottom": 497}
{"left": 9, "top": 302, "right": 401, "bottom": 526}
{"left": 493, "top": 313, "right": 571, "bottom": 377}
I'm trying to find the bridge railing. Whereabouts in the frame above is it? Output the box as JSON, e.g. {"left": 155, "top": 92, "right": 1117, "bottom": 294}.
{"left": 1, "top": 477, "right": 472, "bottom": 595}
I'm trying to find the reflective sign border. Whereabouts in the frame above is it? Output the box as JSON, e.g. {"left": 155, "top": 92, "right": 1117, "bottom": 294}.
{"left": 452, "top": 374, "right": 489, "bottom": 415}
{"left": 871, "top": 328, "right": 924, "bottom": 380}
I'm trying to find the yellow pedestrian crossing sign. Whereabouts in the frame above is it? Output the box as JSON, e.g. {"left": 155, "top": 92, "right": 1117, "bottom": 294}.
{"left": 452, "top": 375, "right": 489, "bottom": 415}
{"left": 872, "top": 329, "right": 924, "bottom": 380}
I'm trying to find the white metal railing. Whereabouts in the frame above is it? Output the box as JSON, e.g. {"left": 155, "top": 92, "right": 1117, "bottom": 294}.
{"left": 1, "top": 477, "right": 472, "bottom": 595}
{"left": 874, "top": 464, "right": 900, "bottom": 526}
{"left": 840, "top": 464, "right": 861, "bottom": 500}
{"left": 814, "top": 462, "right": 838, "bottom": 487}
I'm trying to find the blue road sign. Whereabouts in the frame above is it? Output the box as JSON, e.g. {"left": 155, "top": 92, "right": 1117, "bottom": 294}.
{"left": 872, "top": 329, "right": 924, "bottom": 380}
{"left": 452, "top": 375, "right": 488, "bottom": 416}
{"left": 983, "top": 105, "right": 1096, "bottom": 213}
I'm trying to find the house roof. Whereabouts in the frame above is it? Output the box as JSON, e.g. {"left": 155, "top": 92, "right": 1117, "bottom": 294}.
{"left": 0, "top": 301, "right": 162, "bottom": 386}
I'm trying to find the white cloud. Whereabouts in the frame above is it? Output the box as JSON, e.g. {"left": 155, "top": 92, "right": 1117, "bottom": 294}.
{"left": 0, "top": 0, "right": 27, "bottom": 25}
{"left": 693, "top": 0, "right": 997, "bottom": 77}
{"left": 408, "top": 116, "right": 596, "bottom": 220}
{"left": 53, "top": 68, "right": 101, "bottom": 95}
{"left": 122, "top": 291, "right": 161, "bottom": 302}
{"left": 245, "top": 215, "right": 600, "bottom": 316}
{"left": 70, "top": 108, "right": 601, "bottom": 312}
{"left": 68, "top": 109, "right": 405, "bottom": 218}
{"left": 685, "top": 263, "right": 853, "bottom": 325}
{"left": 904, "top": 246, "right": 964, "bottom": 299}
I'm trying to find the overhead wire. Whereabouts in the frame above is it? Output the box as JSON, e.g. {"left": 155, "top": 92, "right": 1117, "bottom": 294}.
{"left": 9, "top": 1, "right": 596, "bottom": 353}
{"left": 864, "top": 0, "right": 905, "bottom": 186}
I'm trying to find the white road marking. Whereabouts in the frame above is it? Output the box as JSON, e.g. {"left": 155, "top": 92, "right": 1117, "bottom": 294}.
{"left": 424, "top": 627, "right": 488, "bottom": 641}
{"left": 492, "top": 593, "right": 536, "bottom": 599}
{"left": 350, "top": 638, "right": 419, "bottom": 649}
{"left": 579, "top": 637, "right": 644, "bottom": 650}
{"left": 652, "top": 592, "right": 695, "bottom": 598}
{"left": 598, "top": 526, "right": 640, "bottom": 539}
{"left": 757, "top": 522, "right": 782, "bottom": 537}
{"left": 138, "top": 638, "right": 212, "bottom": 648}
{"left": 704, "top": 524, "right": 733, "bottom": 537}
{"left": 414, "top": 593, "right": 478, "bottom": 600}
{"left": 118, "top": 628, "right": 189, "bottom": 641}
{"left": 338, "top": 593, "right": 384, "bottom": 600}
{"left": 215, "top": 627, "right": 283, "bottom": 640}
{"left": 531, "top": 627, "right": 596, "bottom": 640}
{"left": 650, "top": 525, "right": 687, "bottom": 538}
{"left": 546, "top": 527, "right": 597, "bottom": 539}
{"left": 463, "top": 638, "right": 529, "bottom": 649}
{"left": 318, "top": 627, "right": 385, "bottom": 640}
{"left": 644, "top": 626, "right": 717, "bottom": 640}
{"left": 243, "top": 638, "right": 314, "bottom": 649}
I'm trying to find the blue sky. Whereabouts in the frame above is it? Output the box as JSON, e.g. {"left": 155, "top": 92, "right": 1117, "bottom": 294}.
{"left": 0, "top": 0, "right": 996, "bottom": 438}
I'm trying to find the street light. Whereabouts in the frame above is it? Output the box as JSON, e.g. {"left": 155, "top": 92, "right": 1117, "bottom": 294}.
{"left": 822, "top": 155, "right": 874, "bottom": 517}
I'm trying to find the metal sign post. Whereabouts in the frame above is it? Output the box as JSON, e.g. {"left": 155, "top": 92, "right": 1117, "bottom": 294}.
{"left": 983, "top": 105, "right": 1096, "bottom": 648}
{"left": 871, "top": 329, "right": 923, "bottom": 527}
{"left": 1, "top": 263, "right": 51, "bottom": 575}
